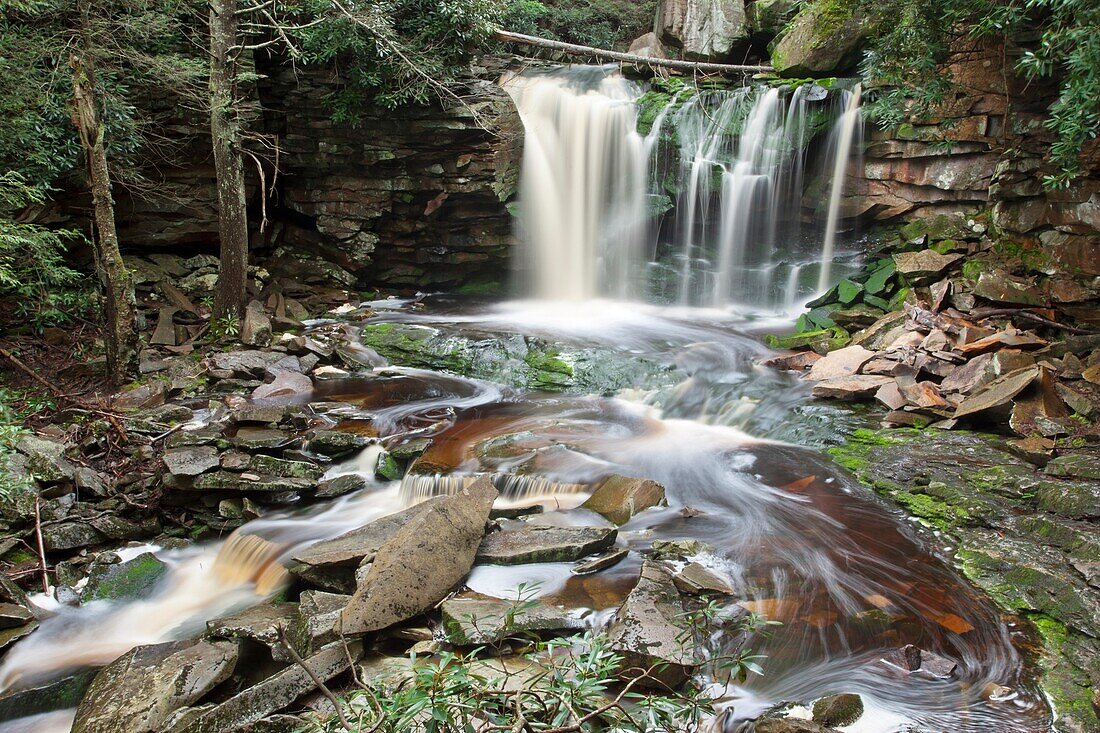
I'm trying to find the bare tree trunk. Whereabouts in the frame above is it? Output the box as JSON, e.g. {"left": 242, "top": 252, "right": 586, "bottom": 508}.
{"left": 69, "top": 49, "right": 138, "bottom": 384}
{"left": 209, "top": 0, "right": 249, "bottom": 319}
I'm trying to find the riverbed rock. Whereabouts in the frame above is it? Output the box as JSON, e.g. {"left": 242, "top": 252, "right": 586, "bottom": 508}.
{"left": 811, "top": 374, "right": 893, "bottom": 400}
{"left": 306, "top": 430, "right": 371, "bottom": 456}
{"left": 339, "top": 477, "right": 497, "bottom": 634}
{"left": 81, "top": 552, "right": 169, "bottom": 603}
{"left": 251, "top": 370, "right": 312, "bottom": 400}
{"left": 672, "top": 562, "right": 734, "bottom": 595}
{"left": 206, "top": 603, "right": 299, "bottom": 660}
{"left": 581, "top": 475, "right": 666, "bottom": 525}
{"left": 440, "top": 596, "right": 587, "bottom": 645}
{"left": 72, "top": 639, "right": 238, "bottom": 733}
{"left": 806, "top": 345, "right": 875, "bottom": 381}
{"left": 162, "top": 639, "right": 361, "bottom": 733}
{"left": 607, "top": 560, "right": 698, "bottom": 689}
{"left": 754, "top": 718, "right": 838, "bottom": 732}
{"left": 163, "top": 447, "right": 220, "bottom": 477}
{"left": 477, "top": 525, "right": 618, "bottom": 565}
{"left": 812, "top": 692, "right": 864, "bottom": 727}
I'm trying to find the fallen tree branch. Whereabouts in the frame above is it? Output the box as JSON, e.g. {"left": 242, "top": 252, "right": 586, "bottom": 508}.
{"left": 33, "top": 498, "right": 49, "bottom": 595}
{"left": 278, "top": 626, "right": 353, "bottom": 732}
{"left": 492, "top": 29, "right": 774, "bottom": 75}
{"left": 972, "top": 307, "right": 1097, "bottom": 335}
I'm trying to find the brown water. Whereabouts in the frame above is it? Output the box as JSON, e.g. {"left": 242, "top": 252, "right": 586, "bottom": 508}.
{"left": 0, "top": 298, "right": 1051, "bottom": 732}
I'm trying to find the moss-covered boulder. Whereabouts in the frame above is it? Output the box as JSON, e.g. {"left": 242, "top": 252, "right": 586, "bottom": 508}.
{"left": 81, "top": 552, "right": 169, "bottom": 603}
{"left": 769, "top": 0, "right": 867, "bottom": 76}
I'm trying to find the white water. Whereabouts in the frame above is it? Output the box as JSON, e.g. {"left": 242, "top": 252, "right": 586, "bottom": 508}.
{"left": 504, "top": 67, "right": 864, "bottom": 309}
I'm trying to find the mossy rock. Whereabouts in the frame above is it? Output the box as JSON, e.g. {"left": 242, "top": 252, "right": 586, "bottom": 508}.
{"left": 81, "top": 552, "right": 168, "bottom": 603}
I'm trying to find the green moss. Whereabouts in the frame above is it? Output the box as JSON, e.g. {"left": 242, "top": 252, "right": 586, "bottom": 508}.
{"left": 1027, "top": 614, "right": 1100, "bottom": 728}
{"left": 893, "top": 490, "right": 971, "bottom": 531}
{"left": 961, "top": 259, "right": 986, "bottom": 281}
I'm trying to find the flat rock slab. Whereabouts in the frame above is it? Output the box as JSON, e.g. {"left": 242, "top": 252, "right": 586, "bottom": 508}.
{"left": 440, "top": 596, "right": 587, "bottom": 645}
{"left": 163, "top": 640, "right": 360, "bottom": 733}
{"left": 893, "top": 250, "right": 963, "bottom": 280}
{"left": 476, "top": 526, "right": 618, "bottom": 565}
{"left": 1044, "top": 453, "right": 1100, "bottom": 482}
{"left": 953, "top": 366, "right": 1039, "bottom": 420}
{"left": 73, "top": 640, "right": 238, "bottom": 733}
{"left": 164, "top": 447, "right": 220, "bottom": 477}
{"left": 291, "top": 499, "right": 443, "bottom": 570}
{"left": 811, "top": 375, "right": 892, "bottom": 400}
{"left": 806, "top": 345, "right": 875, "bottom": 381}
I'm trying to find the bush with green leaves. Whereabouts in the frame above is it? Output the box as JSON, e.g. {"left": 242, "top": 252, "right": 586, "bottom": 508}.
{"left": 307, "top": 594, "right": 774, "bottom": 732}
{"left": 500, "top": 0, "right": 658, "bottom": 50}
{"left": 858, "top": 0, "right": 1100, "bottom": 187}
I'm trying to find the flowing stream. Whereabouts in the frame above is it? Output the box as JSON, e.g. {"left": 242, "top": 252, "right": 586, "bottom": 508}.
{"left": 0, "top": 66, "right": 1052, "bottom": 732}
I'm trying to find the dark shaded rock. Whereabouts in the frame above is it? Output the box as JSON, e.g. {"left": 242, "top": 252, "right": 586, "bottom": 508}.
{"left": 974, "top": 269, "right": 1047, "bottom": 305}
{"left": 163, "top": 447, "right": 220, "bottom": 477}
{"left": 340, "top": 478, "right": 497, "bottom": 634}
{"left": 812, "top": 693, "right": 864, "bottom": 727}
{"left": 41, "top": 522, "right": 107, "bottom": 552}
{"left": 477, "top": 526, "right": 617, "bottom": 565}
{"left": 1035, "top": 479, "right": 1100, "bottom": 519}
{"left": 0, "top": 603, "right": 33, "bottom": 629}
{"left": 0, "top": 669, "right": 97, "bottom": 722}
{"left": 81, "top": 552, "right": 168, "bottom": 603}
{"left": 240, "top": 301, "right": 272, "bottom": 348}
{"left": 607, "top": 560, "right": 698, "bottom": 689}
{"left": 72, "top": 640, "right": 238, "bottom": 733}
{"left": 162, "top": 640, "right": 361, "bottom": 733}
{"left": 581, "top": 475, "right": 666, "bottom": 525}
{"left": 440, "top": 596, "right": 586, "bottom": 645}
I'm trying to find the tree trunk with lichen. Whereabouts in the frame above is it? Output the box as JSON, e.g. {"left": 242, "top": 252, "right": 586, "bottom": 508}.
{"left": 209, "top": 0, "right": 249, "bottom": 320}
{"left": 69, "top": 49, "right": 138, "bottom": 384}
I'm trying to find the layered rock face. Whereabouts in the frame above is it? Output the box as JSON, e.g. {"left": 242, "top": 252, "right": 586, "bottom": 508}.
{"left": 92, "top": 59, "right": 522, "bottom": 291}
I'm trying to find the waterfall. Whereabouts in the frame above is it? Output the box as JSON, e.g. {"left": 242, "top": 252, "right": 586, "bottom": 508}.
{"left": 818, "top": 84, "right": 863, "bottom": 292}
{"left": 504, "top": 67, "right": 863, "bottom": 309}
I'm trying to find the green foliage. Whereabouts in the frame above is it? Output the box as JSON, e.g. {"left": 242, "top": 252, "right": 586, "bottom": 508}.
{"left": 308, "top": 591, "right": 773, "bottom": 732}
{"left": 207, "top": 314, "right": 241, "bottom": 340}
{"left": 0, "top": 387, "right": 43, "bottom": 505}
{"left": 287, "top": 0, "right": 504, "bottom": 116}
{"left": 500, "top": 0, "right": 658, "bottom": 50}
{"left": 0, "top": 172, "right": 92, "bottom": 330}
{"left": 858, "top": 0, "right": 1100, "bottom": 186}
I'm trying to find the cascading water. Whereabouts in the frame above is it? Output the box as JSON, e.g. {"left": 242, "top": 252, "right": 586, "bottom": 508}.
{"left": 504, "top": 66, "right": 864, "bottom": 309}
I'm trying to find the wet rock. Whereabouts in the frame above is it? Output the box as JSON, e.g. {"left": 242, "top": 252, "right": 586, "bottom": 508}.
{"left": 167, "top": 426, "right": 222, "bottom": 448}
{"left": 251, "top": 371, "right": 312, "bottom": 400}
{"left": 0, "top": 603, "right": 33, "bottom": 629}
{"left": 314, "top": 473, "right": 367, "bottom": 499}
{"left": 289, "top": 501, "right": 439, "bottom": 591}
{"left": 0, "top": 620, "right": 37, "bottom": 652}
{"left": 940, "top": 350, "right": 1034, "bottom": 394}
{"left": 375, "top": 451, "right": 403, "bottom": 481}
{"left": 811, "top": 374, "right": 893, "bottom": 400}
{"left": 207, "top": 603, "right": 299, "bottom": 659}
{"left": 760, "top": 351, "right": 822, "bottom": 371}
{"left": 812, "top": 693, "right": 864, "bottom": 727}
{"left": 339, "top": 478, "right": 497, "bottom": 634}
{"left": 81, "top": 552, "right": 168, "bottom": 603}
{"left": 573, "top": 548, "right": 629, "bottom": 575}
{"left": 306, "top": 430, "right": 371, "bottom": 457}
{"left": 893, "top": 250, "right": 963, "bottom": 281}
{"left": 1035, "top": 479, "right": 1100, "bottom": 519}
{"left": 1005, "top": 437, "right": 1056, "bottom": 466}
{"left": 440, "top": 596, "right": 586, "bottom": 645}
{"left": 477, "top": 525, "right": 617, "bottom": 565}
{"left": 163, "top": 447, "right": 220, "bottom": 477}
{"left": 754, "top": 720, "right": 837, "bottom": 733}
{"left": 248, "top": 455, "right": 324, "bottom": 480}
{"left": 672, "top": 562, "right": 734, "bottom": 595}
{"left": 953, "top": 366, "right": 1039, "bottom": 420}
{"left": 72, "top": 639, "right": 238, "bottom": 733}
{"left": 0, "top": 669, "right": 97, "bottom": 721}
{"left": 881, "top": 644, "right": 958, "bottom": 678}
{"left": 189, "top": 472, "right": 314, "bottom": 493}
{"left": 162, "top": 639, "right": 361, "bottom": 733}
{"left": 607, "top": 560, "right": 698, "bottom": 689}
{"left": 651, "top": 539, "right": 712, "bottom": 559}
{"left": 240, "top": 301, "right": 272, "bottom": 347}
{"left": 581, "top": 475, "right": 666, "bottom": 525}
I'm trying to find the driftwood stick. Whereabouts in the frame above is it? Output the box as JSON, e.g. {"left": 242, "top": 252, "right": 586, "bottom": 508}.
{"left": 277, "top": 626, "right": 353, "bottom": 732}
{"left": 33, "top": 497, "right": 49, "bottom": 595}
{"left": 492, "top": 29, "right": 774, "bottom": 75}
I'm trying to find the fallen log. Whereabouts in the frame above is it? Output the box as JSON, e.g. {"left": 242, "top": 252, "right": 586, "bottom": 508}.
{"left": 492, "top": 29, "right": 774, "bottom": 76}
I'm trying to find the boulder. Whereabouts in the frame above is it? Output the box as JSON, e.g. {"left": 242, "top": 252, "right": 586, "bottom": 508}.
{"left": 16, "top": 433, "right": 76, "bottom": 483}
{"left": 0, "top": 669, "right": 97, "bottom": 721}
{"left": 754, "top": 719, "right": 837, "bottom": 733}
{"left": 973, "top": 269, "right": 1047, "bottom": 306}
{"left": 293, "top": 590, "right": 350, "bottom": 655}
{"left": 81, "top": 552, "right": 169, "bottom": 603}
{"left": 240, "top": 301, "right": 272, "bottom": 348}
{"left": 627, "top": 32, "right": 667, "bottom": 59}
{"left": 812, "top": 693, "right": 864, "bottom": 727}
{"left": 892, "top": 250, "right": 963, "bottom": 281}
{"left": 581, "top": 475, "right": 666, "bottom": 525}
{"left": 339, "top": 478, "right": 497, "bottom": 634}
{"left": 769, "top": 0, "right": 866, "bottom": 75}
{"left": 72, "top": 640, "right": 238, "bottom": 733}
{"left": 657, "top": 0, "right": 749, "bottom": 60}
{"left": 210, "top": 351, "right": 281, "bottom": 378}
{"left": 940, "top": 350, "right": 1035, "bottom": 394}
{"left": 805, "top": 345, "right": 875, "bottom": 381}
{"left": 477, "top": 525, "right": 618, "bottom": 565}
{"left": 607, "top": 560, "right": 698, "bottom": 689}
